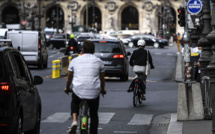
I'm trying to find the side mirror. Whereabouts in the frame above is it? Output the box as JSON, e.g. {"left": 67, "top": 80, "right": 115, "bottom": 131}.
{"left": 33, "top": 76, "right": 43, "bottom": 85}
{"left": 127, "top": 52, "right": 131, "bottom": 56}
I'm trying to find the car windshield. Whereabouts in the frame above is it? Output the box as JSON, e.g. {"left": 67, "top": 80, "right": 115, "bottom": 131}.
{"left": 53, "top": 34, "right": 65, "bottom": 39}
{"left": 0, "top": 54, "right": 5, "bottom": 81}
{"left": 94, "top": 42, "right": 121, "bottom": 53}
{"left": 45, "top": 31, "right": 54, "bottom": 35}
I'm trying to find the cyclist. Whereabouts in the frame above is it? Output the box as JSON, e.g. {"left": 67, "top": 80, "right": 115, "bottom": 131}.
{"left": 65, "top": 34, "right": 78, "bottom": 55}
{"left": 65, "top": 40, "right": 106, "bottom": 134}
{"left": 128, "top": 39, "right": 155, "bottom": 100}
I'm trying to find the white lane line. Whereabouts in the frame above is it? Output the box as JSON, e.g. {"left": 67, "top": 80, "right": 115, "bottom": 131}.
{"left": 114, "top": 131, "right": 137, "bottom": 133}
{"left": 99, "top": 112, "right": 115, "bottom": 124}
{"left": 167, "top": 53, "right": 174, "bottom": 56}
{"left": 42, "top": 112, "right": 70, "bottom": 123}
{"left": 128, "top": 114, "right": 153, "bottom": 125}
{"left": 167, "top": 114, "right": 183, "bottom": 134}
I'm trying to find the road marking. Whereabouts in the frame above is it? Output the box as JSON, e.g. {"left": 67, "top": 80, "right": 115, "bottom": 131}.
{"left": 114, "top": 131, "right": 137, "bottom": 133}
{"left": 167, "top": 53, "right": 174, "bottom": 56}
{"left": 42, "top": 112, "right": 115, "bottom": 124}
{"left": 99, "top": 112, "right": 115, "bottom": 124}
{"left": 42, "top": 112, "right": 70, "bottom": 123}
{"left": 128, "top": 114, "right": 153, "bottom": 125}
{"left": 167, "top": 114, "right": 183, "bottom": 134}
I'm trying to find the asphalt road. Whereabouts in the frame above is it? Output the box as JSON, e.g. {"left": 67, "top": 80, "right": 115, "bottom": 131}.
{"left": 30, "top": 44, "right": 179, "bottom": 134}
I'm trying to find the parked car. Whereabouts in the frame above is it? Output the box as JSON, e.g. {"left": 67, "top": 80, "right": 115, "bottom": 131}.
{"left": 0, "top": 39, "right": 43, "bottom": 134}
{"left": 126, "top": 34, "right": 169, "bottom": 48}
{"left": 97, "top": 34, "right": 118, "bottom": 40}
{"left": 7, "top": 30, "right": 48, "bottom": 69}
{"left": 76, "top": 32, "right": 97, "bottom": 53}
{"left": 47, "top": 33, "right": 70, "bottom": 49}
{"left": 88, "top": 38, "right": 131, "bottom": 81}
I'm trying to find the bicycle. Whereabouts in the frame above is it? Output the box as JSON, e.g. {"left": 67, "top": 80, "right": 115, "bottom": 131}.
{"left": 78, "top": 91, "right": 106, "bottom": 134}
{"left": 133, "top": 72, "right": 146, "bottom": 107}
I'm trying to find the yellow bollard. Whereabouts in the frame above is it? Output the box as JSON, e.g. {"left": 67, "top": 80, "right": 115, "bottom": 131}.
{"left": 52, "top": 60, "right": 61, "bottom": 79}
{"left": 69, "top": 56, "right": 72, "bottom": 63}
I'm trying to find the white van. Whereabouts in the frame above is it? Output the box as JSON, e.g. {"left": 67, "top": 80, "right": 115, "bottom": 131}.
{"left": 0, "top": 28, "right": 8, "bottom": 39}
{"left": 7, "top": 30, "right": 48, "bottom": 69}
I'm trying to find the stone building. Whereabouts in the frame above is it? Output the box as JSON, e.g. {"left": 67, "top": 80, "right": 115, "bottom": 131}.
{"left": 0, "top": 0, "right": 184, "bottom": 35}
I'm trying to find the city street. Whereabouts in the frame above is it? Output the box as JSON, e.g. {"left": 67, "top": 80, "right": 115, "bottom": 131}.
{"left": 30, "top": 44, "right": 179, "bottom": 134}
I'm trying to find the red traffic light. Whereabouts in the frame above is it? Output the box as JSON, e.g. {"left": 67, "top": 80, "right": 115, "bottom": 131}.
{"left": 178, "top": 9, "right": 181, "bottom": 14}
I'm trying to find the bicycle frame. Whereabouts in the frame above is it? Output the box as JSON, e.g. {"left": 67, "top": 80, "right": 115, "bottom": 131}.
{"left": 133, "top": 72, "right": 145, "bottom": 107}
{"left": 79, "top": 100, "right": 89, "bottom": 134}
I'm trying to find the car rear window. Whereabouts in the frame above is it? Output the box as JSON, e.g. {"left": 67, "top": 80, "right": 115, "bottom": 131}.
{"left": 94, "top": 42, "right": 121, "bottom": 53}
{"left": 0, "top": 54, "right": 5, "bottom": 81}
{"left": 45, "top": 32, "right": 54, "bottom": 35}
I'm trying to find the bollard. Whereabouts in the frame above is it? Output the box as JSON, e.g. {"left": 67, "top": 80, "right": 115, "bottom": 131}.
{"left": 52, "top": 60, "right": 61, "bottom": 79}
{"left": 69, "top": 56, "right": 72, "bottom": 63}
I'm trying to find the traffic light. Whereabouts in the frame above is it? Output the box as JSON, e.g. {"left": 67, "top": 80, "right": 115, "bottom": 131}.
{"left": 178, "top": 7, "right": 185, "bottom": 27}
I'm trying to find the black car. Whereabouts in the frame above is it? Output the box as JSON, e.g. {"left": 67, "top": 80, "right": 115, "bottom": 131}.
{"left": 126, "top": 34, "right": 168, "bottom": 48}
{"left": 0, "top": 39, "right": 43, "bottom": 134}
{"left": 47, "top": 33, "right": 70, "bottom": 49}
{"left": 76, "top": 32, "right": 97, "bottom": 53}
{"left": 89, "top": 39, "right": 131, "bottom": 81}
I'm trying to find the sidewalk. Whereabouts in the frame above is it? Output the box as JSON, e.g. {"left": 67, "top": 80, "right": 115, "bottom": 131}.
{"left": 167, "top": 53, "right": 212, "bottom": 134}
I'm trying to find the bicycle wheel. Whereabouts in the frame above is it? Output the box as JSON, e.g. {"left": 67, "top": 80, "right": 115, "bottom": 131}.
{"left": 133, "top": 82, "right": 139, "bottom": 107}
{"left": 80, "top": 101, "right": 89, "bottom": 134}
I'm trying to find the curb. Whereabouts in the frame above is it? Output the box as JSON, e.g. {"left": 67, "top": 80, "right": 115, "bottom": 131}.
{"left": 167, "top": 114, "right": 183, "bottom": 134}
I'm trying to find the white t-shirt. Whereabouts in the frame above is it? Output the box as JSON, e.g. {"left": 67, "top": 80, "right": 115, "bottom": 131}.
{"left": 68, "top": 54, "right": 105, "bottom": 99}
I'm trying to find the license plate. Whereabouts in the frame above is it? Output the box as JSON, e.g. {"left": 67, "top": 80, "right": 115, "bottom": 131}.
{"left": 103, "top": 61, "right": 112, "bottom": 65}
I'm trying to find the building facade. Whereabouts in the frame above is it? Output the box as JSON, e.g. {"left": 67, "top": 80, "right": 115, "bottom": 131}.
{"left": 0, "top": 0, "right": 184, "bottom": 35}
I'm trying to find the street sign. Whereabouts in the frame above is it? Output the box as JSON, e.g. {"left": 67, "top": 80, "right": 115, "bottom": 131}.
{"left": 22, "top": 20, "right": 26, "bottom": 25}
{"left": 187, "top": 0, "right": 203, "bottom": 14}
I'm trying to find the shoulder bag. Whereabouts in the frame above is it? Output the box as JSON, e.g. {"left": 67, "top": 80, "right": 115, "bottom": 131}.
{"left": 145, "top": 50, "right": 150, "bottom": 75}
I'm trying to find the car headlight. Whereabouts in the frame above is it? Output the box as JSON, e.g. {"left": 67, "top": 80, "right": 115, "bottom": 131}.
{"left": 78, "top": 42, "right": 80, "bottom": 44}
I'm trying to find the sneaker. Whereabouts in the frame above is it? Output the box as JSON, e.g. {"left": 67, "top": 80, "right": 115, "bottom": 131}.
{"left": 141, "top": 95, "right": 146, "bottom": 100}
{"left": 69, "top": 121, "right": 77, "bottom": 134}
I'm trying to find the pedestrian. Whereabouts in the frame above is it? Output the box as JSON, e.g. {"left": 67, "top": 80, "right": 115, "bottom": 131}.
{"left": 65, "top": 34, "right": 78, "bottom": 55}
{"left": 173, "top": 33, "right": 177, "bottom": 44}
{"left": 64, "top": 40, "right": 106, "bottom": 134}
{"left": 177, "top": 33, "right": 181, "bottom": 54}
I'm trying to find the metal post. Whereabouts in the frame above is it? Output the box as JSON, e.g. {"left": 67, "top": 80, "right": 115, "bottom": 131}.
{"left": 198, "top": 0, "right": 212, "bottom": 103}
{"left": 183, "top": 0, "right": 191, "bottom": 83}
{"left": 206, "top": 0, "right": 215, "bottom": 133}
{"left": 158, "top": 2, "right": 163, "bottom": 38}
{"left": 92, "top": 0, "right": 95, "bottom": 30}
{"left": 86, "top": 0, "right": 88, "bottom": 30}
{"left": 38, "top": 0, "right": 41, "bottom": 31}
{"left": 56, "top": 0, "right": 59, "bottom": 33}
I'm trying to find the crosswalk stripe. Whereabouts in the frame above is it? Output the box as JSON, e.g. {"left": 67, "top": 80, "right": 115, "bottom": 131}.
{"left": 128, "top": 114, "right": 153, "bottom": 125}
{"left": 99, "top": 112, "right": 115, "bottom": 124}
{"left": 42, "top": 112, "right": 70, "bottom": 123}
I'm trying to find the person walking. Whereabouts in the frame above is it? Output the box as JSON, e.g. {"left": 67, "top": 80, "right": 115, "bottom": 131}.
{"left": 177, "top": 33, "right": 181, "bottom": 54}
{"left": 65, "top": 34, "right": 78, "bottom": 55}
{"left": 128, "top": 39, "right": 155, "bottom": 100}
{"left": 65, "top": 40, "right": 106, "bottom": 134}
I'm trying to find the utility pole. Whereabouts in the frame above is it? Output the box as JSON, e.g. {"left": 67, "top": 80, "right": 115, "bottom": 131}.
{"left": 56, "top": 0, "right": 59, "bottom": 33}
{"left": 86, "top": 0, "right": 88, "bottom": 31}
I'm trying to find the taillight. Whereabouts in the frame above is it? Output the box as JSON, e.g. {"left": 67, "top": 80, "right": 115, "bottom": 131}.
{"left": 49, "top": 35, "right": 52, "bottom": 38}
{"left": 38, "top": 39, "right": 41, "bottom": 50}
{"left": 70, "top": 46, "right": 73, "bottom": 50}
{"left": 0, "top": 83, "right": 11, "bottom": 94}
{"left": 0, "top": 124, "right": 8, "bottom": 127}
{"left": 113, "top": 54, "right": 124, "bottom": 58}
{"left": 83, "top": 122, "right": 86, "bottom": 128}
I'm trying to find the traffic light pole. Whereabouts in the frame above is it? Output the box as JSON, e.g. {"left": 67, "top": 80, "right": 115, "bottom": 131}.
{"left": 183, "top": 0, "right": 192, "bottom": 84}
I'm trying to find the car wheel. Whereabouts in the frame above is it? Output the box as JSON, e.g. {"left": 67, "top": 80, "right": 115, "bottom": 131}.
{"left": 159, "top": 44, "right": 164, "bottom": 48}
{"left": 128, "top": 42, "right": 134, "bottom": 48}
{"left": 153, "top": 42, "right": 159, "bottom": 48}
{"left": 120, "top": 72, "right": 128, "bottom": 81}
{"left": 11, "top": 112, "right": 23, "bottom": 134}
{"left": 48, "top": 44, "right": 53, "bottom": 50}
{"left": 25, "top": 111, "right": 41, "bottom": 134}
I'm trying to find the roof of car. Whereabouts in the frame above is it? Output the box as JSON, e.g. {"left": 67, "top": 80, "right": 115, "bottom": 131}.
{"left": 88, "top": 38, "right": 121, "bottom": 42}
